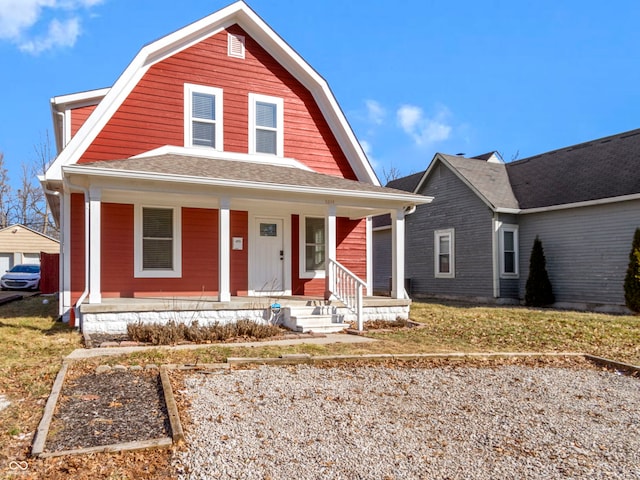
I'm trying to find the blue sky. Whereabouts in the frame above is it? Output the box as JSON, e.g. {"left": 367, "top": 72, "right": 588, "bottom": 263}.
{"left": 0, "top": 0, "right": 639, "bottom": 185}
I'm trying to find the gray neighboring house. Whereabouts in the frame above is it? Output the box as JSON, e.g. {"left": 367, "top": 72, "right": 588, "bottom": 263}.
{"left": 373, "top": 129, "right": 640, "bottom": 312}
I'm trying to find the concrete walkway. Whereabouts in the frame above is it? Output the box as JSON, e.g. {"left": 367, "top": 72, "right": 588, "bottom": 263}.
{"left": 66, "top": 333, "right": 376, "bottom": 360}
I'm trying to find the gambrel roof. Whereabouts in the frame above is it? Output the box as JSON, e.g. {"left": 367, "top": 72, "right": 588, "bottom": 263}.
{"left": 44, "top": 1, "right": 377, "bottom": 185}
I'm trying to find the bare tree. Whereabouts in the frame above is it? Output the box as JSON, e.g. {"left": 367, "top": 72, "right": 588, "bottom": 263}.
{"left": 382, "top": 165, "right": 402, "bottom": 184}
{"left": 32, "top": 132, "right": 56, "bottom": 237}
{"left": 0, "top": 153, "right": 11, "bottom": 229}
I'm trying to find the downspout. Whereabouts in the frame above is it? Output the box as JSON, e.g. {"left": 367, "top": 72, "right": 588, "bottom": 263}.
{"left": 402, "top": 204, "right": 417, "bottom": 299}
{"left": 54, "top": 111, "right": 66, "bottom": 151}
{"left": 63, "top": 175, "right": 90, "bottom": 331}
{"left": 492, "top": 213, "right": 500, "bottom": 298}
{"left": 404, "top": 205, "right": 417, "bottom": 216}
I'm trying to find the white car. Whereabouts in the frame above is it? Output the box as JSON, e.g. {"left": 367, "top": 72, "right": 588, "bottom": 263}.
{"left": 1, "top": 264, "right": 41, "bottom": 290}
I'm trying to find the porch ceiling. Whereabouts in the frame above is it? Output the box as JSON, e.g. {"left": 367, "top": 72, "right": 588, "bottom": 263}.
{"left": 63, "top": 154, "right": 432, "bottom": 218}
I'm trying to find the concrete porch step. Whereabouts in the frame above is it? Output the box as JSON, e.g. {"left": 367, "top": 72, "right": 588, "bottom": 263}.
{"left": 290, "top": 314, "right": 350, "bottom": 333}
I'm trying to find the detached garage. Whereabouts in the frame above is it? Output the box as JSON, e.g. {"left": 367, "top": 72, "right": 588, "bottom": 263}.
{"left": 0, "top": 224, "right": 59, "bottom": 271}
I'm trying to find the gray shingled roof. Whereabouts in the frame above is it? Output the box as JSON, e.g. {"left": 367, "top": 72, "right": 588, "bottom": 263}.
{"left": 439, "top": 154, "right": 520, "bottom": 210}
{"left": 379, "top": 128, "right": 640, "bottom": 213}
{"left": 380, "top": 155, "right": 518, "bottom": 210}
{"left": 74, "top": 154, "right": 426, "bottom": 200}
{"left": 386, "top": 171, "right": 424, "bottom": 193}
{"left": 506, "top": 129, "right": 640, "bottom": 209}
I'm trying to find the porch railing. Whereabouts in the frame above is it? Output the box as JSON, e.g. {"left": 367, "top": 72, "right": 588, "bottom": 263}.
{"left": 327, "top": 258, "right": 366, "bottom": 331}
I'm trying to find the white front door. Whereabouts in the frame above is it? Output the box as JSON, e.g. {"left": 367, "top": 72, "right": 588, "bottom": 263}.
{"left": 253, "top": 217, "right": 284, "bottom": 293}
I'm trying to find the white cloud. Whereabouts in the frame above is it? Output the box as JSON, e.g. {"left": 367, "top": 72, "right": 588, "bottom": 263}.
{"left": 365, "top": 99, "right": 385, "bottom": 125}
{"left": 397, "top": 104, "right": 452, "bottom": 147}
{"left": 360, "top": 139, "right": 378, "bottom": 167}
{"left": 0, "top": 0, "right": 103, "bottom": 53}
{"left": 19, "top": 17, "right": 79, "bottom": 53}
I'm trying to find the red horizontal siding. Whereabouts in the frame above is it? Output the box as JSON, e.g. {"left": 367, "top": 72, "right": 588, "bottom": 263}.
{"left": 71, "top": 105, "right": 97, "bottom": 137}
{"left": 230, "top": 210, "right": 248, "bottom": 295}
{"left": 79, "top": 24, "right": 356, "bottom": 180}
{"left": 337, "top": 218, "right": 367, "bottom": 294}
{"left": 100, "top": 204, "right": 219, "bottom": 297}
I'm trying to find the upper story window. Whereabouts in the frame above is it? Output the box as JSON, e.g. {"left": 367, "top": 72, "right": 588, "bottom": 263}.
{"left": 499, "top": 224, "right": 519, "bottom": 276}
{"left": 249, "top": 93, "right": 283, "bottom": 156}
{"left": 434, "top": 228, "right": 455, "bottom": 278}
{"left": 184, "top": 83, "right": 223, "bottom": 150}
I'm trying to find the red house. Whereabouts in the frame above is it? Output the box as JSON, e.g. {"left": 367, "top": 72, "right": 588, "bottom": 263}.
{"left": 41, "top": 1, "right": 430, "bottom": 333}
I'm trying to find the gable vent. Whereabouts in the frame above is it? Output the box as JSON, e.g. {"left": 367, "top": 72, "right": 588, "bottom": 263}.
{"left": 228, "top": 33, "right": 245, "bottom": 59}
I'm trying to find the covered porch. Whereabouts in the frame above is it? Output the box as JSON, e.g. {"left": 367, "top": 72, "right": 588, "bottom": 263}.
{"left": 48, "top": 150, "right": 431, "bottom": 332}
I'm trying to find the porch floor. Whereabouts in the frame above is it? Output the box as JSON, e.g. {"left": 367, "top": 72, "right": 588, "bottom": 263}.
{"left": 79, "top": 295, "right": 410, "bottom": 314}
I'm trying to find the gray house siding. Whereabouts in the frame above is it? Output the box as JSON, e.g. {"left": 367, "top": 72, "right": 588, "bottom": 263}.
{"left": 519, "top": 198, "right": 640, "bottom": 308}
{"left": 407, "top": 164, "right": 495, "bottom": 300}
{"left": 499, "top": 278, "right": 519, "bottom": 299}
{"left": 372, "top": 227, "right": 392, "bottom": 294}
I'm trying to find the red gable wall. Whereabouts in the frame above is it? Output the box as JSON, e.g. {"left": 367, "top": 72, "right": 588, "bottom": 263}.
{"left": 79, "top": 24, "right": 357, "bottom": 180}
{"left": 71, "top": 105, "right": 97, "bottom": 137}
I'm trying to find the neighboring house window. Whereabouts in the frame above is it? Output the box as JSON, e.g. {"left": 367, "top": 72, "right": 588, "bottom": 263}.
{"left": 184, "top": 84, "right": 223, "bottom": 149}
{"left": 249, "top": 93, "right": 283, "bottom": 156}
{"left": 300, "top": 216, "right": 325, "bottom": 278}
{"left": 134, "top": 206, "right": 182, "bottom": 278}
{"left": 434, "top": 229, "right": 455, "bottom": 278}
{"left": 500, "top": 225, "right": 519, "bottom": 276}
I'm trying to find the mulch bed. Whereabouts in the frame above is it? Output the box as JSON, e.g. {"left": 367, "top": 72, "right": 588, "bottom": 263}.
{"left": 45, "top": 368, "right": 170, "bottom": 453}
{"left": 84, "top": 331, "right": 327, "bottom": 348}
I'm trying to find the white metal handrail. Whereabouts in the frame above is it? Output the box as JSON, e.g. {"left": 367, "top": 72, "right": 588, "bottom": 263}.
{"left": 327, "top": 258, "right": 366, "bottom": 331}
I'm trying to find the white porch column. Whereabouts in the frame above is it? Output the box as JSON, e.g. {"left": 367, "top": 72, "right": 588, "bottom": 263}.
{"left": 391, "top": 208, "right": 405, "bottom": 299}
{"left": 218, "top": 197, "right": 231, "bottom": 302}
{"left": 61, "top": 192, "right": 71, "bottom": 318}
{"left": 88, "top": 186, "right": 101, "bottom": 304}
{"left": 325, "top": 203, "right": 337, "bottom": 298}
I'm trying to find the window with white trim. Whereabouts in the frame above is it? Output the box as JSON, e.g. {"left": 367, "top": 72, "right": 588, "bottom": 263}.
{"left": 134, "top": 206, "right": 182, "bottom": 278}
{"left": 249, "top": 93, "right": 283, "bottom": 156}
{"left": 499, "top": 224, "right": 519, "bottom": 276}
{"left": 434, "top": 229, "right": 455, "bottom": 278}
{"left": 184, "top": 84, "right": 223, "bottom": 149}
{"left": 300, "top": 216, "right": 325, "bottom": 278}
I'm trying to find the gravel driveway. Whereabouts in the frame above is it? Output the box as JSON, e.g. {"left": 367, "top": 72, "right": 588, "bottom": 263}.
{"left": 174, "top": 361, "right": 640, "bottom": 479}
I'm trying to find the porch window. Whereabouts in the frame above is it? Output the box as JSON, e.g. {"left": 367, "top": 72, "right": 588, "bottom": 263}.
{"left": 184, "top": 83, "right": 223, "bottom": 149}
{"left": 300, "top": 216, "right": 325, "bottom": 278}
{"left": 249, "top": 93, "right": 283, "bottom": 156}
{"left": 500, "top": 225, "right": 519, "bottom": 276}
{"left": 434, "top": 229, "right": 455, "bottom": 278}
{"left": 134, "top": 206, "right": 182, "bottom": 278}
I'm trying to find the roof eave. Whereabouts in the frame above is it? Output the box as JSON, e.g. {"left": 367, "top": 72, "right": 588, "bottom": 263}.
{"left": 62, "top": 164, "right": 431, "bottom": 208}
{"left": 518, "top": 192, "right": 640, "bottom": 214}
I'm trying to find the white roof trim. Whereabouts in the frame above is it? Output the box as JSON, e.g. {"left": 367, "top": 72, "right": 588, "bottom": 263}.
{"left": 44, "top": 1, "right": 378, "bottom": 186}
{"left": 51, "top": 88, "right": 110, "bottom": 110}
{"left": 132, "top": 146, "right": 314, "bottom": 171}
{"left": 517, "top": 192, "right": 640, "bottom": 214}
{"left": 62, "top": 164, "right": 429, "bottom": 206}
